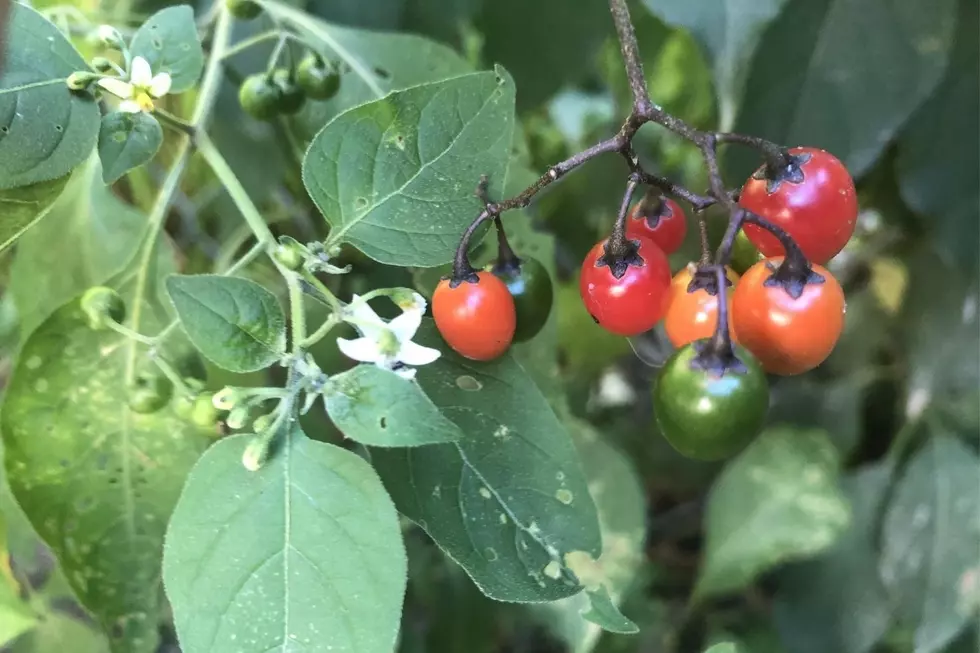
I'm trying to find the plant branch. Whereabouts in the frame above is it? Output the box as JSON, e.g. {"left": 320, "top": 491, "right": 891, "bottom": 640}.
{"left": 608, "top": 0, "right": 650, "bottom": 113}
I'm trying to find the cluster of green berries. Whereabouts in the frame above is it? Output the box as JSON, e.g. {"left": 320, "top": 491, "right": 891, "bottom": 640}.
{"left": 238, "top": 54, "right": 342, "bottom": 121}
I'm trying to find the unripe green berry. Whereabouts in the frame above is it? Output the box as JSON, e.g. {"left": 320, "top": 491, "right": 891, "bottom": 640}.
{"left": 81, "top": 286, "right": 125, "bottom": 330}
{"left": 271, "top": 68, "right": 306, "bottom": 115}
{"left": 239, "top": 73, "right": 281, "bottom": 121}
{"left": 273, "top": 239, "right": 306, "bottom": 271}
{"left": 127, "top": 372, "right": 172, "bottom": 414}
{"left": 191, "top": 393, "right": 221, "bottom": 428}
{"left": 173, "top": 392, "right": 197, "bottom": 420}
{"left": 225, "top": 0, "right": 262, "bottom": 20}
{"left": 296, "top": 55, "right": 341, "bottom": 101}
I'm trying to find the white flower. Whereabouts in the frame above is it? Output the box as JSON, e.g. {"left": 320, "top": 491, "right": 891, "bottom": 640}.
{"left": 97, "top": 56, "right": 172, "bottom": 113}
{"left": 337, "top": 293, "right": 440, "bottom": 380}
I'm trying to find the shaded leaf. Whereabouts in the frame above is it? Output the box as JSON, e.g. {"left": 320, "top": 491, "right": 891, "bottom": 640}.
{"left": 0, "top": 175, "right": 69, "bottom": 253}
{"left": 896, "top": 0, "right": 979, "bottom": 274}
{"left": 0, "top": 3, "right": 100, "bottom": 190}
{"left": 324, "top": 364, "right": 462, "bottom": 446}
{"left": 639, "top": 0, "right": 790, "bottom": 129}
{"left": 0, "top": 571, "right": 36, "bottom": 646}
{"left": 129, "top": 5, "right": 205, "bottom": 93}
{"left": 773, "top": 463, "right": 894, "bottom": 653}
{"left": 166, "top": 275, "right": 287, "bottom": 373}
{"left": 304, "top": 69, "right": 515, "bottom": 267}
{"left": 9, "top": 156, "right": 146, "bottom": 337}
{"left": 371, "top": 321, "right": 602, "bottom": 603}
{"left": 879, "top": 434, "right": 980, "bottom": 653}
{"left": 695, "top": 428, "right": 851, "bottom": 600}
{"left": 97, "top": 112, "right": 163, "bottom": 184}
{"left": 581, "top": 586, "right": 638, "bottom": 635}
{"left": 733, "top": 0, "right": 957, "bottom": 175}
{"left": 163, "top": 430, "right": 407, "bottom": 653}
{"left": 1, "top": 249, "right": 212, "bottom": 651}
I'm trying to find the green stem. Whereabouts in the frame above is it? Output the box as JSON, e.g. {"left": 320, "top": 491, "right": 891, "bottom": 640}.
{"left": 219, "top": 29, "right": 280, "bottom": 60}
{"left": 287, "top": 274, "right": 307, "bottom": 349}
{"left": 106, "top": 319, "right": 158, "bottom": 346}
{"left": 301, "top": 271, "right": 343, "bottom": 312}
{"left": 154, "top": 108, "right": 195, "bottom": 136}
{"left": 300, "top": 315, "right": 339, "bottom": 348}
{"left": 148, "top": 352, "right": 192, "bottom": 395}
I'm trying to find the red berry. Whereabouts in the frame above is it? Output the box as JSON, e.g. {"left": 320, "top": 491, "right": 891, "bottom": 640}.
{"left": 625, "top": 196, "right": 687, "bottom": 254}
{"left": 433, "top": 271, "right": 516, "bottom": 361}
{"left": 739, "top": 147, "right": 858, "bottom": 265}
{"left": 579, "top": 236, "right": 671, "bottom": 336}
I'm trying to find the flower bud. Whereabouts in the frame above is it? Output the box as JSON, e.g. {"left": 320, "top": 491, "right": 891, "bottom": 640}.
{"left": 66, "top": 71, "right": 99, "bottom": 91}
{"left": 212, "top": 387, "right": 239, "bottom": 411}
{"left": 95, "top": 25, "right": 125, "bottom": 49}
{"left": 226, "top": 405, "right": 250, "bottom": 430}
{"left": 91, "top": 57, "right": 116, "bottom": 73}
{"left": 242, "top": 436, "right": 271, "bottom": 471}
{"left": 251, "top": 413, "right": 275, "bottom": 433}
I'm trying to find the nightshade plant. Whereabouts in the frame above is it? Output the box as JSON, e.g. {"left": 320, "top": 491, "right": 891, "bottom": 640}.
{"left": 0, "top": 0, "right": 976, "bottom": 652}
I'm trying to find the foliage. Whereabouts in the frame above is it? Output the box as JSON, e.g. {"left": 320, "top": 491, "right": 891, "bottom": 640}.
{"left": 0, "top": 0, "right": 975, "bottom": 652}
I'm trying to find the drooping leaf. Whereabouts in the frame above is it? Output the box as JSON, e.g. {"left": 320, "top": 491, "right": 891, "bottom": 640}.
{"left": 1, "top": 246, "right": 212, "bottom": 652}
{"left": 694, "top": 428, "right": 851, "bottom": 600}
{"left": 304, "top": 68, "right": 515, "bottom": 267}
{"left": 371, "top": 321, "right": 602, "bottom": 603}
{"left": 9, "top": 156, "right": 146, "bottom": 337}
{"left": 733, "top": 0, "right": 957, "bottom": 176}
{"left": 0, "top": 3, "right": 101, "bottom": 190}
{"left": 639, "top": 0, "right": 790, "bottom": 129}
{"left": 129, "top": 5, "right": 205, "bottom": 93}
{"left": 772, "top": 463, "right": 894, "bottom": 653}
{"left": 896, "top": 0, "right": 979, "bottom": 274}
{"left": 261, "top": 0, "right": 471, "bottom": 137}
{"left": 166, "top": 275, "right": 287, "bottom": 373}
{"left": 97, "top": 112, "right": 163, "bottom": 184}
{"left": 879, "top": 434, "right": 980, "bottom": 653}
{"left": 0, "top": 175, "right": 70, "bottom": 253}
{"left": 163, "top": 430, "right": 407, "bottom": 653}
{"left": 324, "top": 364, "right": 462, "bottom": 446}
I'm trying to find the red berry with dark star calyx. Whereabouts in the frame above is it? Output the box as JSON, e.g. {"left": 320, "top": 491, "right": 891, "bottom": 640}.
{"left": 625, "top": 194, "right": 687, "bottom": 255}
{"left": 579, "top": 235, "right": 671, "bottom": 336}
{"left": 739, "top": 147, "right": 857, "bottom": 265}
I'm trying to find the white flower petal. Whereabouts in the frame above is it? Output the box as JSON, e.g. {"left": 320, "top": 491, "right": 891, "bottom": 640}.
{"left": 97, "top": 77, "right": 133, "bottom": 99}
{"left": 345, "top": 295, "right": 386, "bottom": 338}
{"left": 118, "top": 99, "right": 142, "bottom": 113}
{"left": 149, "top": 72, "right": 172, "bottom": 98}
{"left": 392, "top": 366, "right": 417, "bottom": 381}
{"left": 397, "top": 340, "right": 441, "bottom": 366}
{"left": 130, "top": 56, "right": 152, "bottom": 86}
{"left": 336, "top": 337, "right": 383, "bottom": 363}
{"left": 388, "top": 308, "right": 422, "bottom": 343}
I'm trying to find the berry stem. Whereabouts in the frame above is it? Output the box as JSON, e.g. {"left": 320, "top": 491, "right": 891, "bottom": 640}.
{"left": 708, "top": 265, "right": 733, "bottom": 356}
{"left": 715, "top": 132, "right": 794, "bottom": 173}
{"left": 493, "top": 217, "right": 521, "bottom": 271}
{"left": 714, "top": 207, "right": 746, "bottom": 266}
{"left": 607, "top": 175, "right": 640, "bottom": 257}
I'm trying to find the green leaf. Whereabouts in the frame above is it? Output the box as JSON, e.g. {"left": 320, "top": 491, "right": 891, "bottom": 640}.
{"left": 129, "top": 5, "right": 205, "bottom": 93}
{"left": 581, "top": 587, "right": 638, "bottom": 635}
{"left": 0, "top": 3, "right": 100, "bottom": 190}
{"left": 0, "top": 175, "right": 70, "bottom": 253}
{"left": 639, "top": 0, "right": 790, "bottom": 129}
{"left": 97, "top": 112, "right": 163, "bottom": 184}
{"left": 260, "top": 0, "right": 471, "bottom": 136}
{"left": 304, "top": 68, "right": 515, "bottom": 267}
{"left": 0, "top": 572, "right": 37, "bottom": 646}
{"left": 166, "top": 274, "right": 287, "bottom": 373}
{"left": 163, "top": 429, "right": 407, "bottom": 653}
{"left": 896, "top": 0, "right": 979, "bottom": 274}
{"left": 695, "top": 428, "right": 851, "bottom": 600}
{"left": 772, "top": 463, "right": 894, "bottom": 653}
{"left": 1, "top": 255, "right": 212, "bottom": 651}
{"left": 9, "top": 156, "right": 146, "bottom": 337}
{"left": 9, "top": 611, "right": 110, "bottom": 653}
{"left": 879, "top": 434, "right": 980, "bottom": 653}
{"left": 371, "top": 321, "right": 602, "bottom": 602}
{"left": 324, "top": 364, "right": 462, "bottom": 446}
{"left": 733, "top": 0, "right": 957, "bottom": 175}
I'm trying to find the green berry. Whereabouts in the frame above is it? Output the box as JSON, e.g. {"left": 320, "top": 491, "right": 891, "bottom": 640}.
{"left": 296, "top": 55, "right": 341, "bottom": 101}
{"left": 173, "top": 392, "right": 197, "bottom": 420}
{"left": 239, "top": 74, "right": 281, "bottom": 121}
{"left": 271, "top": 68, "right": 306, "bottom": 115}
{"left": 127, "top": 372, "right": 172, "bottom": 414}
{"left": 80, "top": 286, "right": 125, "bottom": 330}
{"left": 273, "top": 238, "right": 306, "bottom": 271}
{"left": 225, "top": 0, "right": 262, "bottom": 19}
{"left": 190, "top": 393, "right": 221, "bottom": 428}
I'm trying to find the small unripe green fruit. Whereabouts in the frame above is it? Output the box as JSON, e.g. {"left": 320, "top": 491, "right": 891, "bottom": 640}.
{"left": 190, "top": 393, "right": 221, "bottom": 428}
{"left": 273, "top": 242, "right": 305, "bottom": 271}
{"left": 239, "top": 74, "right": 282, "bottom": 121}
{"left": 271, "top": 68, "right": 306, "bottom": 115}
{"left": 127, "top": 372, "right": 173, "bottom": 414}
{"left": 296, "top": 55, "right": 341, "bottom": 101}
{"left": 226, "top": 0, "right": 262, "bottom": 19}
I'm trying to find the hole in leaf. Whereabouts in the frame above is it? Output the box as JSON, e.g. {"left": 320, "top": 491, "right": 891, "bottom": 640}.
{"left": 112, "top": 132, "right": 126, "bottom": 143}
{"left": 455, "top": 375, "right": 482, "bottom": 391}
{"left": 379, "top": 416, "right": 387, "bottom": 429}
{"left": 1, "top": 126, "right": 9, "bottom": 134}
{"left": 373, "top": 67, "right": 390, "bottom": 79}
{"left": 152, "top": 37, "right": 163, "bottom": 49}
{"left": 54, "top": 124, "right": 63, "bottom": 132}
{"left": 354, "top": 197, "right": 368, "bottom": 209}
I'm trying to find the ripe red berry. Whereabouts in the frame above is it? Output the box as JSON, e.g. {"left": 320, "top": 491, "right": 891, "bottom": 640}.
{"left": 625, "top": 195, "right": 687, "bottom": 255}
{"left": 433, "top": 271, "right": 516, "bottom": 361}
{"left": 739, "top": 147, "right": 858, "bottom": 265}
{"left": 579, "top": 236, "right": 671, "bottom": 336}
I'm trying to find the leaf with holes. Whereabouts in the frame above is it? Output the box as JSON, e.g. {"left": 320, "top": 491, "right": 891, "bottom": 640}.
{"left": 0, "top": 3, "right": 100, "bottom": 190}
{"left": 166, "top": 275, "right": 286, "bottom": 373}
{"left": 303, "top": 68, "right": 515, "bottom": 267}
{"left": 694, "top": 427, "right": 851, "bottom": 600}
{"left": 371, "top": 320, "right": 602, "bottom": 603}
{"left": 97, "top": 112, "right": 163, "bottom": 184}
{"left": 879, "top": 434, "right": 980, "bottom": 653}
{"left": 9, "top": 155, "right": 147, "bottom": 337}
{"left": 639, "top": 0, "right": 790, "bottom": 129}
{"left": 0, "top": 175, "right": 70, "bottom": 254}
{"left": 324, "top": 365, "right": 461, "bottom": 447}
{"left": 163, "top": 430, "right": 406, "bottom": 653}
{"left": 732, "top": 0, "right": 957, "bottom": 176}
{"left": 1, "top": 246, "right": 212, "bottom": 652}
{"left": 260, "top": 0, "right": 470, "bottom": 138}
{"left": 129, "top": 5, "right": 205, "bottom": 93}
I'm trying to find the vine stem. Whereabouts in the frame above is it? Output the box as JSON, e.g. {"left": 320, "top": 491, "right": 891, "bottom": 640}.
{"left": 124, "top": 7, "right": 233, "bottom": 384}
